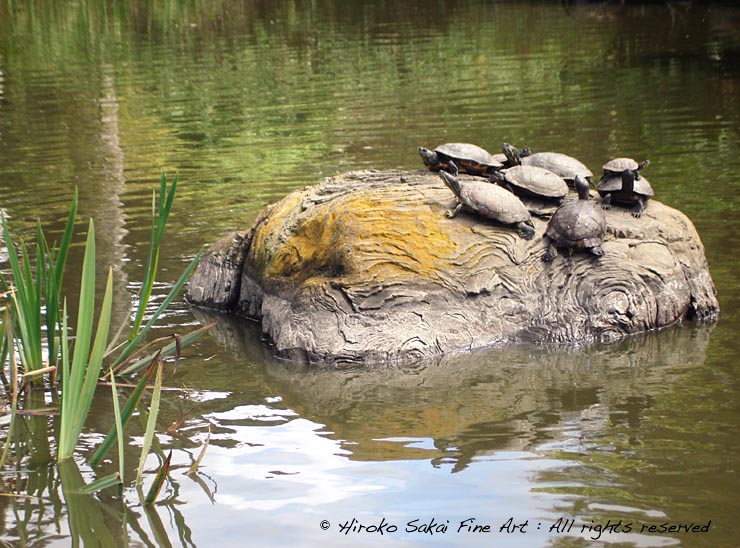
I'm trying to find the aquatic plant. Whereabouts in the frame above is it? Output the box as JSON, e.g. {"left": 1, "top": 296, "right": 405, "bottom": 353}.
{"left": 0, "top": 175, "right": 208, "bottom": 504}
{"left": 0, "top": 190, "right": 77, "bottom": 378}
{"left": 57, "top": 219, "right": 113, "bottom": 461}
{"left": 105, "top": 175, "right": 203, "bottom": 374}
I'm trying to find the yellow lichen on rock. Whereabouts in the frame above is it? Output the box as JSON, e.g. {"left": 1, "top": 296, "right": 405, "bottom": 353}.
{"left": 249, "top": 180, "right": 465, "bottom": 292}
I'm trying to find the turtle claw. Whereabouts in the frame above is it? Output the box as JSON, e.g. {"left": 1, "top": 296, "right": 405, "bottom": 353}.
{"left": 445, "top": 202, "right": 463, "bottom": 219}
{"left": 631, "top": 200, "right": 646, "bottom": 218}
{"left": 600, "top": 194, "right": 612, "bottom": 211}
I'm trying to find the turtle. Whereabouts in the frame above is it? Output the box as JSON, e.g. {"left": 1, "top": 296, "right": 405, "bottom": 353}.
{"left": 543, "top": 174, "right": 606, "bottom": 261}
{"left": 597, "top": 169, "right": 654, "bottom": 218}
{"left": 502, "top": 143, "right": 593, "bottom": 183}
{"left": 602, "top": 157, "right": 650, "bottom": 179}
{"left": 419, "top": 143, "right": 504, "bottom": 176}
{"left": 439, "top": 171, "right": 535, "bottom": 240}
{"left": 489, "top": 165, "right": 569, "bottom": 204}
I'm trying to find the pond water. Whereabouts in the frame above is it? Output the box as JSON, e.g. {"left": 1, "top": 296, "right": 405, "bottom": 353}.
{"left": 1, "top": 1, "right": 739, "bottom": 546}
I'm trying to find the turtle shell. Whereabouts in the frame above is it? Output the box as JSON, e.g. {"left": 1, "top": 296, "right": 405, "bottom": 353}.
{"left": 597, "top": 174, "right": 654, "bottom": 198}
{"left": 499, "top": 165, "right": 568, "bottom": 199}
{"left": 602, "top": 157, "right": 639, "bottom": 173}
{"left": 491, "top": 152, "right": 509, "bottom": 165}
{"left": 546, "top": 198, "right": 606, "bottom": 250}
{"left": 522, "top": 152, "right": 593, "bottom": 181}
{"left": 458, "top": 179, "right": 532, "bottom": 224}
{"left": 434, "top": 143, "right": 503, "bottom": 174}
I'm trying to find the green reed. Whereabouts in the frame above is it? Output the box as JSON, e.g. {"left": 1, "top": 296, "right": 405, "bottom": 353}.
{"left": 88, "top": 354, "right": 158, "bottom": 467}
{"left": 1, "top": 176, "right": 207, "bottom": 502}
{"left": 57, "top": 219, "right": 113, "bottom": 461}
{"left": 106, "top": 174, "right": 202, "bottom": 373}
{"left": 0, "top": 190, "right": 77, "bottom": 378}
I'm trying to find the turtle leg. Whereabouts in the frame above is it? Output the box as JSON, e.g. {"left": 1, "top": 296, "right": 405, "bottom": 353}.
{"left": 543, "top": 241, "right": 558, "bottom": 262}
{"left": 600, "top": 194, "right": 612, "bottom": 210}
{"left": 518, "top": 221, "right": 535, "bottom": 240}
{"left": 589, "top": 245, "right": 605, "bottom": 257}
{"left": 631, "top": 198, "right": 646, "bottom": 218}
{"left": 528, "top": 208, "right": 552, "bottom": 219}
{"left": 445, "top": 202, "right": 464, "bottom": 218}
{"left": 447, "top": 160, "right": 460, "bottom": 176}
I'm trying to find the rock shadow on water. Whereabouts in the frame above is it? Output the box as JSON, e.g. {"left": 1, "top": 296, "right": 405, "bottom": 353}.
{"left": 191, "top": 308, "right": 713, "bottom": 471}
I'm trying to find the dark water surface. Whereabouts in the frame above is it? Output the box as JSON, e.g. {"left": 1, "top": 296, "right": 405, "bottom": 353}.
{"left": 1, "top": 1, "right": 739, "bottom": 546}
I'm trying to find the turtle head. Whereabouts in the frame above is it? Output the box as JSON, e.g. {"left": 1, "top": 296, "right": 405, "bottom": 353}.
{"left": 418, "top": 147, "right": 437, "bottom": 167}
{"left": 439, "top": 170, "right": 462, "bottom": 197}
{"left": 501, "top": 143, "right": 522, "bottom": 166}
{"left": 489, "top": 170, "right": 505, "bottom": 184}
{"left": 574, "top": 174, "right": 590, "bottom": 200}
{"left": 634, "top": 159, "right": 650, "bottom": 180}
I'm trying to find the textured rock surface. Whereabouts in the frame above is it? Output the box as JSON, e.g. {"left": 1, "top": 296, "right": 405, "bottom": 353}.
{"left": 187, "top": 169, "right": 719, "bottom": 365}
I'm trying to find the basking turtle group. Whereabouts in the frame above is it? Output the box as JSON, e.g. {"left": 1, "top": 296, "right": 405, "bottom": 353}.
{"left": 418, "top": 140, "right": 657, "bottom": 258}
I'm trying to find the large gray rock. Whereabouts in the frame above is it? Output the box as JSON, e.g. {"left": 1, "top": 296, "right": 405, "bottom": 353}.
{"left": 187, "top": 170, "right": 719, "bottom": 365}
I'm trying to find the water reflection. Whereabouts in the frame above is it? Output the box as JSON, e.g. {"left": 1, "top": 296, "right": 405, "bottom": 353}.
{"left": 198, "top": 310, "right": 711, "bottom": 465}
{"left": 173, "top": 311, "right": 718, "bottom": 546}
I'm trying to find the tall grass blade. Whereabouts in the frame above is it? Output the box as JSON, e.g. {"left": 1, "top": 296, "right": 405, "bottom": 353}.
{"left": 110, "top": 368, "right": 125, "bottom": 497}
{"left": 88, "top": 354, "right": 159, "bottom": 467}
{"left": 59, "top": 299, "right": 70, "bottom": 448}
{"left": 144, "top": 450, "right": 172, "bottom": 505}
{"left": 130, "top": 174, "right": 177, "bottom": 340}
{"left": 110, "top": 248, "right": 202, "bottom": 369}
{"left": 0, "top": 305, "right": 8, "bottom": 381}
{"left": 79, "top": 473, "right": 122, "bottom": 494}
{"left": 0, "top": 313, "right": 17, "bottom": 470}
{"left": 113, "top": 321, "right": 213, "bottom": 376}
{"left": 187, "top": 425, "right": 211, "bottom": 475}
{"left": 52, "top": 188, "right": 78, "bottom": 296}
{"left": 1, "top": 190, "right": 76, "bottom": 375}
{"left": 2, "top": 215, "right": 43, "bottom": 372}
{"left": 136, "top": 358, "right": 163, "bottom": 486}
{"left": 43, "top": 188, "right": 78, "bottom": 367}
{"left": 57, "top": 220, "right": 114, "bottom": 461}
